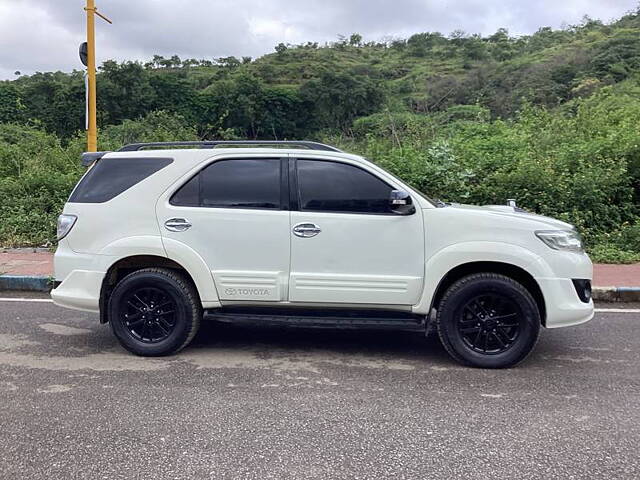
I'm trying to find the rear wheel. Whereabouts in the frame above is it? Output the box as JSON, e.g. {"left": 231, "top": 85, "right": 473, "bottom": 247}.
{"left": 108, "top": 268, "right": 201, "bottom": 356}
{"left": 436, "top": 273, "right": 540, "bottom": 368}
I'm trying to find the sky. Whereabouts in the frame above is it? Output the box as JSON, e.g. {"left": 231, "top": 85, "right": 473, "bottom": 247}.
{"left": 0, "top": 0, "right": 637, "bottom": 79}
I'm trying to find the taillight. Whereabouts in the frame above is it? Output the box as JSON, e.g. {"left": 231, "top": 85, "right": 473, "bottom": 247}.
{"left": 57, "top": 214, "right": 77, "bottom": 240}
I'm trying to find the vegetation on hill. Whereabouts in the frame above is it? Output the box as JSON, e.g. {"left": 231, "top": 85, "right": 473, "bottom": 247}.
{"left": 1, "top": 10, "right": 639, "bottom": 262}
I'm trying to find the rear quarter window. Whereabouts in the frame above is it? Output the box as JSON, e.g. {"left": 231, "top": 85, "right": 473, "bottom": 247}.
{"left": 69, "top": 157, "right": 173, "bottom": 203}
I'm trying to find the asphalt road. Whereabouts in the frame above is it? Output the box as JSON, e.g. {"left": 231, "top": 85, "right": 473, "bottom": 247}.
{"left": 0, "top": 300, "right": 638, "bottom": 479}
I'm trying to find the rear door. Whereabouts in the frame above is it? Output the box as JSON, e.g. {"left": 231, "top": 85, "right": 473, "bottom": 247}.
{"left": 157, "top": 155, "right": 291, "bottom": 302}
{"left": 288, "top": 157, "right": 425, "bottom": 305}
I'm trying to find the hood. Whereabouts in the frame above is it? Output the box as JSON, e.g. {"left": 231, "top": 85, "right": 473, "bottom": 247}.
{"left": 444, "top": 203, "right": 575, "bottom": 230}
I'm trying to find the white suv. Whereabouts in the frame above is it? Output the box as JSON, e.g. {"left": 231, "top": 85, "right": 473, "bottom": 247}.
{"left": 52, "top": 141, "right": 594, "bottom": 368}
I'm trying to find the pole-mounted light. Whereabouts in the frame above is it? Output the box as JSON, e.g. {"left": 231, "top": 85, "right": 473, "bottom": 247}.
{"left": 80, "top": 1, "right": 112, "bottom": 152}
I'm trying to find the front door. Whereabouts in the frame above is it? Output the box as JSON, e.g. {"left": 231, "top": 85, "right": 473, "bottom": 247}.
{"left": 289, "top": 158, "right": 425, "bottom": 305}
{"left": 157, "top": 155, "right": 290, "bottom": 302}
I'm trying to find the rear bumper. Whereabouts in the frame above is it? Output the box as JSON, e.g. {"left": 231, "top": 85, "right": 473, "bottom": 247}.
{"left": 51, "top": 239, "right": 110, "bottom": 313}
{"left": 51, "top": 270, "right": 104, "bottom": 313}
{"left": 537, "top": 277, "right": 594, "bottom": 328}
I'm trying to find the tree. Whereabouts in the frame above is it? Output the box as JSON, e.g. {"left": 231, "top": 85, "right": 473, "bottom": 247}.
{"left": 199, "top": 73, "right": 266, "bottom": 138}
{"left": 462, "top": 36, "right": 488, "bottom": 61}
{"left": 0, "top": 83, "right": 25, "bottom": 123}
{"left": 97, "top": 61, "right": 156, "bottom": 126}
{"left": 299, "top": 70, "right": 386, "bottom": 131}
{"left": 262, "top": 87, "right": 310, "bottom": 138}
{"left": 19, "top": 72, "right": 85, "bottom": 139}
{"left": 487, "top": 28, "right": 518, "bottom": 61}
{"left": 407, "top": 32, "right": 446, "bottom": 57}
{"left": 590, "top": 31, "right": 640, "bottom": 81}
{"left": 218, "top": 56, "right": 241, "bottom": 69}
{"left": 149, "top": 73, "right": 198, "bottom": 123}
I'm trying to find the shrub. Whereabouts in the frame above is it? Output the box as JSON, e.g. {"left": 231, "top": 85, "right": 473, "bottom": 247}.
{"left": 339, "top": 82, "right": 640, "bottom": 260}
{"left": 0, "top": 111, "right": 199, "bottom": 247}
{"left": 0, "top": 124, "right": 81, "bottom": 246}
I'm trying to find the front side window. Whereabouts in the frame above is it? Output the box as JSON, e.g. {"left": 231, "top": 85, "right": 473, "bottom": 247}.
{"left": 171, "top": 159, "right": 281, "bottom": 209}
{"left": 297, "top": 159, "right": 393, "bottom": 214}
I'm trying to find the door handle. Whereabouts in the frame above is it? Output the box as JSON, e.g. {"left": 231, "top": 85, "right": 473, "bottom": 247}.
{"left": 293, "top": 222, "right": 321, "bottom": 238}
{"left": 164, "top": 218, "right": 192, "bottom": 232}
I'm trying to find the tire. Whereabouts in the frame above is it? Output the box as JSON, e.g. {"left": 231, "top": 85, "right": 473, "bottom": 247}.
{"left": 436, "top": 273, "right": 540, "bottom": 368}
{"left": 108, "top": 268, "right": 201, "bottom": 356}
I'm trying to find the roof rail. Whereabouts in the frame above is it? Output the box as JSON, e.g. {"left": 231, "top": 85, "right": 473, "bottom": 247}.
{"left": 118, "top": 140, "right": 342, "bottom": 153}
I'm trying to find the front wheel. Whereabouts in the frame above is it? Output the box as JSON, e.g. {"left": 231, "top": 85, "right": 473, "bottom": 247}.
{"left": 436, "top": 273, "right": 540, "bottom": 368}
{"left": 108, "top": 268, "right": 201, "bottom": 356}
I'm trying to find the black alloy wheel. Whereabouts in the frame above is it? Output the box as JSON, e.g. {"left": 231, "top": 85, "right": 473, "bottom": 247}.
{"left": 436, "top": 273, "right": 540, "bottom": 368}
{"left": 457, "top": 293, "right": 521, "bottom": 355}
{"left": 121, "top": 287, "right": 177, "bottom": 343}
{"left": 108, "top": 268, "right": 201, "bottom": 356}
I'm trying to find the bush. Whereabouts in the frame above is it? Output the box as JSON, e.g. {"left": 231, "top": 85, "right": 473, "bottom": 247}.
{"left": 352, "top": 111, "right": 433, "bottom": 142}
{"left": 1, "top": 76, "right": 639, "bottom": 263}
{"left": 339, "top": 82, "right": 640, "bottom": 260}
{"left": 100, "top": 110, "right": 198, "bottom": 149}
{"left": 0, "top": 124, "right": 81, "bottom": 246}
{"left": 588, "top": 244, "right": 640, "bottom": 264}
{"left": 0, "top": 111, "right": 199, "bottom": 247}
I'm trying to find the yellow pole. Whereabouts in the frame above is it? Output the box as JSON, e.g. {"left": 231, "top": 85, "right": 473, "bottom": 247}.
{"left": 85, "top": 0, "right": 97, "bottom": 152}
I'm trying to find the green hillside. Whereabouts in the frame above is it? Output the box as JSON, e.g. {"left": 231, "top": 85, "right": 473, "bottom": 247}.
{"left": 2, "top": 12, "right": 640, "bottom": 139}
{"left": 1, "top": 11, "right": 640, "bottom": 261}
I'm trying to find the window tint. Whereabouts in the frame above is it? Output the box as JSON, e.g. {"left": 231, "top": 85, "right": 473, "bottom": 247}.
{"left": 170, "top": 174, "right": 199, "bottom": 207}
{"left": 69, "top": 157, "right": 172, "bottom": 203}
{"left": 297, "top": 160, "right": 393, "bottom": 213}
{"left": 171, "top": 159, "right": 281, "bottom": 209}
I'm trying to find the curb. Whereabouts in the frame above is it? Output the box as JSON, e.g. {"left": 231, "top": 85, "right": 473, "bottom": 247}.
{"left": 592, "top": 286, "right": 640, "bottom": 303}
{"left": 1, "top": 275, "right": 639, "bottom": 302}
{"left": 0, "top": 275, "right": 51, "bottom": 292}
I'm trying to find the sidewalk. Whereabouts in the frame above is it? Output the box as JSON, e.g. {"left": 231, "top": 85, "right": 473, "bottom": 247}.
{"left": 1, "top": 249, "right": 639, "bottom": 296}
{"left": 0, "top": 250, "right": 53, "bottom": 276}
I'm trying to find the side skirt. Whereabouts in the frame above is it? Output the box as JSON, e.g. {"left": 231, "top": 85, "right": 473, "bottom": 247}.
{"left": 204, "top": 306, "right": 427, "bottom": 332}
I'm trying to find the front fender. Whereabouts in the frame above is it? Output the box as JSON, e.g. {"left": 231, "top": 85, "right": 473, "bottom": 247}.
{"left": 413, "top": 241, "right": 551, "bottom": 314}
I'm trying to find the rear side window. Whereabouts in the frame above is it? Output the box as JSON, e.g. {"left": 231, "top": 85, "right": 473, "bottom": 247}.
{"left": 297, "top": 159, "right": 393, "bottom": 213}
{"left": 171, "top": 159, "right": 281, "bottom": 209}
{"left": 69, "top": 157, "right": 173, "bottom": 203}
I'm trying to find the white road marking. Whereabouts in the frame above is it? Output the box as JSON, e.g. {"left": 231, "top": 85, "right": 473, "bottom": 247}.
{"left": 0, "top": 298, "right": 638, "bottom": 314}
{"left": 0, "top": 298, "right": 53, "bottom": 302}
{"left": 594, "top": 308, "right": 640, "bottom": 314}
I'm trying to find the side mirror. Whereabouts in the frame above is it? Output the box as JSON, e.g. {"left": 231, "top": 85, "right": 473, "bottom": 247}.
{"left": 389, "top": 190, "right": 415, "bottom": 215}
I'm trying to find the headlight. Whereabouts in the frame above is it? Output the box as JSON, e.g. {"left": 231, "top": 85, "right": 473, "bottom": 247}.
{"left": 57, "top": 214, "right": 77, "bottom": 240}
{"left": 535, "top": 230, "right": 583, "bottom": 252}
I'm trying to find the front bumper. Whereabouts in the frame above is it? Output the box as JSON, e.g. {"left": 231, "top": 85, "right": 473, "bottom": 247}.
{"left": 537, "top": 277, "right": 594, "bottom": 328}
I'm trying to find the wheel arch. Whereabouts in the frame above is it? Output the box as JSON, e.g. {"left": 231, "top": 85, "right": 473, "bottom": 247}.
{"left": 430, "top": 261, "right": 546, "bottom": 326}
{"left": 99, "top": 255, "right": 200, "bottom": 324}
